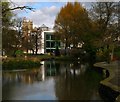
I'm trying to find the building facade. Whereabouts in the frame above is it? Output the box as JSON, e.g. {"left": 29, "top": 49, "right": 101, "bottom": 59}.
{"left": 22, "top": 18, "right": 62, "bottom": 54}
{"left": 40, "top": 30, "right": 61, "bottom": 54}
{"left": 22, "top": 18, "right": 33, "bottom": 38}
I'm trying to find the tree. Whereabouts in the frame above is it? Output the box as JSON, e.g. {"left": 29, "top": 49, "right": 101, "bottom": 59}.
{"left": 2, "top": 2, "right": 13, "bottom": 28}
{"left": 90, "top": 2, "right": 114, "bottom": 32}
{"left": 31, "top": 27, "right": 42, "bottom": 55}
{"left": 2, "top": 28, "right": 20, "bottom": 55}
{"left": 90, "top": 2, "right": 118, "bottom": 43}
{"left": 2, "top": 1, "right": 34, "bottom": 16}
{"left": 2, "top": 2, "right": 19, "bottom": 55}
{"left": 2, "top": 1, "right": 34, "bottom": 55}
{"left": 54, "top": 2, "right": 92, "bottom": 51}
{"left": 90, "top": 2, "right": 119, "bottom": 61}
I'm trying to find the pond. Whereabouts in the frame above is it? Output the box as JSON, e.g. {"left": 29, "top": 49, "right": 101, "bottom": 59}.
{"left": 2, "top": 60, "right": 104, "bottom": 100}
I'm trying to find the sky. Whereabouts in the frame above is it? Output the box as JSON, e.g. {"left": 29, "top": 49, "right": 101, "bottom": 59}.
{"left": 9, "top": 1, "right": 102, "bottom": 28}
{"left": 11, "top": 2, "right": 65, "bottom": 28}
{"left": 9, "top": 1, "right": 94, "bottom": 28}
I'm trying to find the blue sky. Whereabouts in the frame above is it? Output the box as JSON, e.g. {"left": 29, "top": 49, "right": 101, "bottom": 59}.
{"left": 15, "top": 2, "right": 66, "bottom": 17}
{"left": 11, "top": 2, "right": 92, "bottom": 28}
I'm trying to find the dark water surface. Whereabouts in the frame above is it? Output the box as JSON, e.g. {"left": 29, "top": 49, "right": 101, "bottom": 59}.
{"left": 2, "top": 61, "right": 103, "bottom": 100}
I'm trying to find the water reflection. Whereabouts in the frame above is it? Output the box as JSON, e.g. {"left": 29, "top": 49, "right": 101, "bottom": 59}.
{"left": 3, "top": 68, "right": 43, "bottom": 85}
{"left": 2, "top": 61, "right": 103, "bottom": 100}
{"left": 54, "top": 67, "right": 102, "bottom": 100}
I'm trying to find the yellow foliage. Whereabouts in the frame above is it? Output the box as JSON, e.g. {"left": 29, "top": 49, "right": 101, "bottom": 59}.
{"left": 55, "top": 2, "right": 91, "bottom": 47}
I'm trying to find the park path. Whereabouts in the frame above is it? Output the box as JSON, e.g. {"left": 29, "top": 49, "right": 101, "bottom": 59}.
{"left": 94, "top": 61, "right": 120, "bottom": 102}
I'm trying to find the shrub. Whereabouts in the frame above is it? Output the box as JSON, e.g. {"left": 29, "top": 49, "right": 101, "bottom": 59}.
{"left": 15, "top": 50, "right": 23, "bottom": 57}
{"left": 2, "top": 60, "right": 41, "bottom": 70}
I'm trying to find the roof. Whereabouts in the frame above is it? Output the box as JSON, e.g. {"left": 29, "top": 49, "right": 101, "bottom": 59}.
{"left": 40, "top": 24, "right": 48, "bottom": 28}
{"left": 43, "top": 30, "right": 55, "bottom": 33}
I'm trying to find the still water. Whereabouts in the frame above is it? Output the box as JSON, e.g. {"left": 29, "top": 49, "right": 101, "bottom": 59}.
{"left": 2, "top": 61, "right": 103, "bottom": 100}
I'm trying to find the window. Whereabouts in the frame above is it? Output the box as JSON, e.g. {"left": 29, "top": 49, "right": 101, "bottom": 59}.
{"left": 51, "top": 41, "right": 55, "bottom": 48}
{"left": 51, "top": 35, "right": 55, "bottom": 40}
{"left": 46, "top": 34, "right": 51, "bottom": 40}
{"left": 46, "top": 41, "right": 50, "bottom": 47}
{"left": 58, "top": 42, "right": 60, "bottom": 47}
{"left": 56, "top": 42, "right": 61, "bottom": 47}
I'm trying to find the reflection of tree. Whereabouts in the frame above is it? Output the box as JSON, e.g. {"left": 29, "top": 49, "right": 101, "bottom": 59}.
{"left": 2, "top": 61, "right": 61, "bottom": 85}
{"left": 2, "top": 61, "right": 103, "bottom": 100}
{"left": 54, "top": 65, "right": 103, "bottom": 100}
{"left": 2, "top": 68, "right": 44, "bottom": 85}
{"left": 2, "top": 67, "right": 45, "bottom": 100}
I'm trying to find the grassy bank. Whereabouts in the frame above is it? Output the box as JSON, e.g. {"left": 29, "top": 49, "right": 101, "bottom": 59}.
{"left": 2, "top": 54, "right": 74, "bottom": 70}
{"left": 2, "top": 59, "right": 42, "bottom": 70}
{"left": 25, "top": 54, "right": 77, "bottom": 61}
{"left": 54, "top": 55, "right": 78, "bottom": 61}
{"left": 2, "top": 53, "right": 82, "bottom": 70}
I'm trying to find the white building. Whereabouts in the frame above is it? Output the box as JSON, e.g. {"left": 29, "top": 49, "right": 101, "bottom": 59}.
{"left": 37, "top": 24, "right": 62, "bottom": 54}
{"left": 38, "top": 30, "right": 61, "bottom": 54}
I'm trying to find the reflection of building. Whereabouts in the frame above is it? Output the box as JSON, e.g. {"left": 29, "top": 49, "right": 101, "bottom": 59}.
{"left": 43, "top": 61, "right": 60, "bottom": 76}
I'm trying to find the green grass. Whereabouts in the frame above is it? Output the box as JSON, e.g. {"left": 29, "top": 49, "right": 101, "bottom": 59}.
{"left": 54, "top": 55, "right": 76, "bottom": 61}
{"left": 2, "top": 60, "right": 42, "bottom": 70}
{"left": 27, "top": 54, "right": 76, "bottom": 61}
{"left": 114, "top": 47, "right": 120, "bottom": 58}
{"left": 115, "top": 51, "right": 120, "bottom": 57}
{"left": 2, "top": 54, "right": 79, "bottom": 70}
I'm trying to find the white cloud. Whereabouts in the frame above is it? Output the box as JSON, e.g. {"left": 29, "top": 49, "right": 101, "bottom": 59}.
{"left": 9, "top": 2, "right": 91, "bottom": 29}
{"left": 7, "top": 0, "right": 120, "bottom": 2}
{"left": 27, "top": 5, "right": 60, "bottom": 28}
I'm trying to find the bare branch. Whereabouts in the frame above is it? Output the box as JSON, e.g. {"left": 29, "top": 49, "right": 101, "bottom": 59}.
{"left": 2, "top": 6, "right": 35, "bottom": 14}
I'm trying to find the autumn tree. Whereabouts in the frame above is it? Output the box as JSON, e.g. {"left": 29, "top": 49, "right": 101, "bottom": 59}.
{"left": 32, "top": 27, "right": 42, "bottom": 55}
{"left": 27, "top": 27, "right": 42, "bottom": 55}
{"left": 90, "top": 2, "right": 119, "bottom": 46}
{"left": 90, "top": 2, "right": 120, "bottom": 61}
{"left": 54, "top": 2, "right": 92, "bottom": 51}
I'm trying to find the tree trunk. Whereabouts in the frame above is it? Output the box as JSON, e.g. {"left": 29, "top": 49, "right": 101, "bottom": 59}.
{"left": 111, "top": 44, "right": 114, "bottom": 61}
{"left": 35, "top": 34, "right": 38, "bottom": 55}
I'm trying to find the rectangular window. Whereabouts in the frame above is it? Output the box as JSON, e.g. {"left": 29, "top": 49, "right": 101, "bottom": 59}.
{"left": 46, "top": 34, "right": 51, "bottom": 40}
{"left": 51, "top": 35, "right": 55, "bottom": 40}
{"left": 46, "top": 41, "right": 50, "bottom": 47}
{"left": 56, "top": 41, "right": 61, "bottom": 47}
{"left": 51, "top": 41, "right": 55, "bottom": 48}
{"left": 58, "top": 42, "right": 61, "bottom": 47}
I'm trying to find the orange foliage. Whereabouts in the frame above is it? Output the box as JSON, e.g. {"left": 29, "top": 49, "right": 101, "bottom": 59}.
{"left": 55, "top": 2, "right": 92, "bottom": 48}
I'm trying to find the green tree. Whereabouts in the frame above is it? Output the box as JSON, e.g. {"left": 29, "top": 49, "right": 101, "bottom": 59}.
{"left": 2, "top": 2, "right": 18, "bottom": 55}
{"left": 2, "top": 2, "right": 13, "bottom": 28}
{"left": 2, "top": 28, "right": 20, "bottom": 55}
{"left": 2, "top": 1, "right": 34, "bottom": 55}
